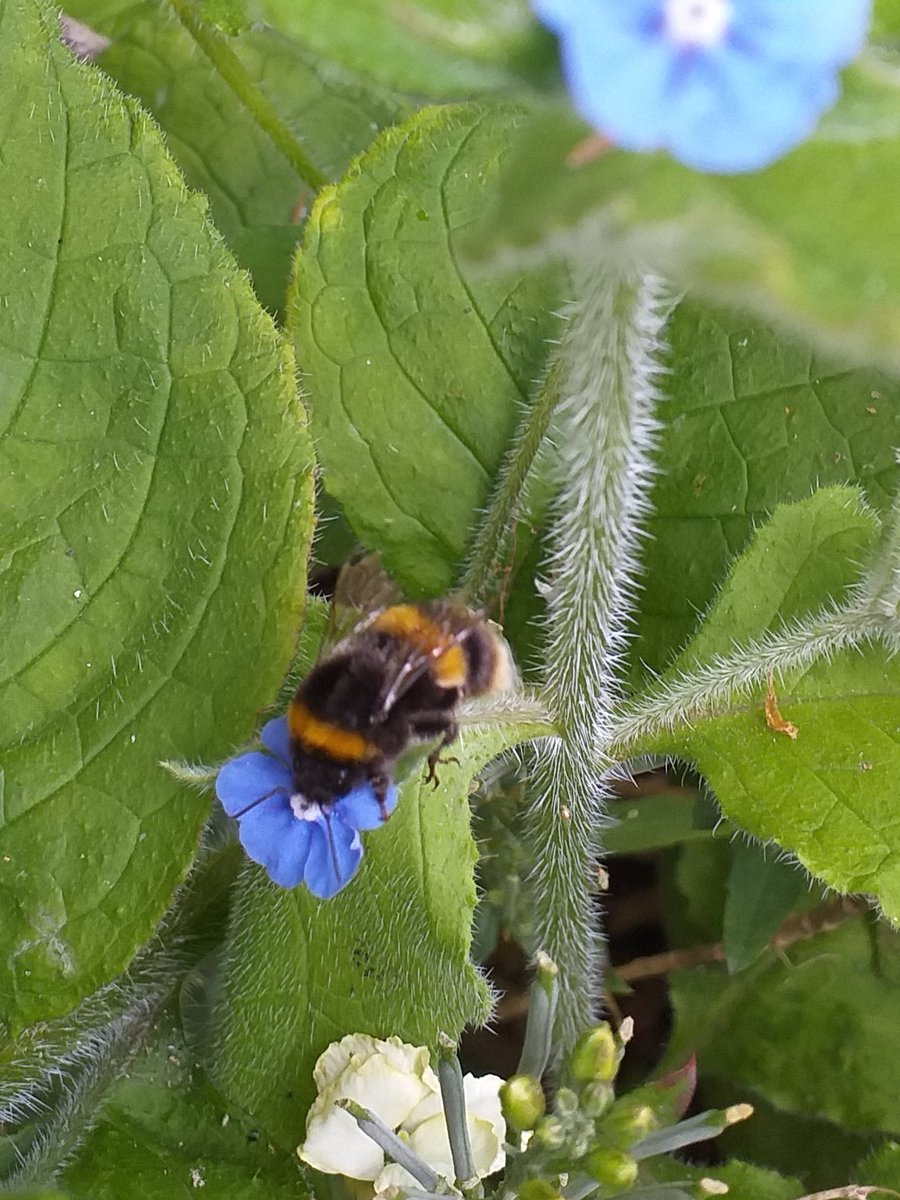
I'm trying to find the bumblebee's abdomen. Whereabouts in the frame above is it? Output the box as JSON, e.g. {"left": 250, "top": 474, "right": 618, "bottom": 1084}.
{"left": 371, "top": 602, "right": 511, "bottom": 696}
{"left": 287, "top": 700, "right": 377, "bottom": 764}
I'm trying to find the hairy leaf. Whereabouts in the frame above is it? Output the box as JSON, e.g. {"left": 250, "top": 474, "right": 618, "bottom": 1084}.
{"left": 210, "top": 708, "right": 550, "bottom": 1147}
{"left": 636, "top": 489, "right": 900, "bottom": 917}
{"left": 254, "top": 0, "right": 555, "bottom": 97}
{"left": 636, "top": 304, "right": 899, "bottom": 677}
{"left": 289, "top": 102, "right": 566, "bottom": 595}
{"left": 0, "top": 0, "right": 313, "bottom": 1031}
{"left": 67, "top": 0, "right": 408, "bottom": 313}
{"left": 61, "top": 1020, "right": 308, "bottom": 1198}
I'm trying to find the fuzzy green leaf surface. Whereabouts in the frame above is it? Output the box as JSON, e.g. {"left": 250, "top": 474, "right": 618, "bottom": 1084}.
{"left": 253, "top": 0, "right": 555, "bottom": 97}
{"left": 468, "top": 59, "right": 900, "bottom": 367}
{"left": 722, "top": 842, "right": 810, "bottom": 973}
{"left": 636, "top": 304, "right": 899, "bottom": 677}
{"left": 645, "top": 1155, "right": 801, "bottom": 1200}
{"left": 668, "top": 919, "right": 900, "bottom": 1136}
{"left": 0, "top": 0, "right": 313, "bottom": 1031}
{"left": 67, "top": 0, "right": 408, "bottom": 313}
{"left": 211, "top": 708, "right": 550, "bottom": 1147}
{"left": 62, "top": 1020, "right": 308, "bottom": 1199}
{"left": 636, "top": 489, "right": 900, "bottom": 916}
{"left": 289, "top": 103, "right": 566, "bottom": 596}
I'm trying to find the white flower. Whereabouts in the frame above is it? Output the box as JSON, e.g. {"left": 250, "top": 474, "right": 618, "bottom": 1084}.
{"left": 298, "top": 1033, "right": 506, "bottom": 1188}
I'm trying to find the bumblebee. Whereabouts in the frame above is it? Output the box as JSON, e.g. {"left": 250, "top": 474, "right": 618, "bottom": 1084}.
{"left": 287, "top": 601, "right": 514, "bottom": 818}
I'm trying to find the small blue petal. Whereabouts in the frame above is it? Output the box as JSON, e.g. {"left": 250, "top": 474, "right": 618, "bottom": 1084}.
{"left": 304, "top": 817, "right": 363, "bottom": 899}
{"left": 735, "top": 0, "right": 871, "bottom": 69}
{"left": 336, "top": 781, "right": 399, "bottom": 831}
{"left": 216, "top": 752, "right": 292, "bottom": 817}
{"left": 239, "top": 794, "right": 314, "bottom": 888}
{"left": 260, "top": 715, "right": 292, "bottom": 766}
{"left": 533, "top": 0, "right": 872, "bottom": 173}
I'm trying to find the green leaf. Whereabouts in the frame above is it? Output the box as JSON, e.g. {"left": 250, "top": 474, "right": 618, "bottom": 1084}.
{"left": 604, "top": 794, "right": 719, "bottom": 855}
{"left": 289, "top": 103, "right": 566, "bottom": 595}
{"left": 636, "top": 303, "right": 899, "bottom": 678}
{"left": 637, "top": 489, "right": 900, "bottom": 916}
{"left": 722, "top": 842, "right": 810, "bottom": 973}
{"left": 857, "top": 1140, "right": 900, "bottom": 1189}
{"left": 646, "top": 1155, "right": 801, "bottom": 1200}
{"left": 0, "top": 0, "right": 314, "bottom": 1032}
{"left": 667, "top": 919, "right": 900, "bottom": 1137}
{"left": 61, "top": 1019, "right": 308, "bottom": 1199}
{"left": 253, "top": 0, "right": 556, "bottom": 98}
{"left": 468, "top": 61, "right": 900, "bottom": 368}
{"left": 67, "top": 0, "right": 409, "bottom": 314}
{"left": 210, "top": 708, "right": 550, "bottom": 1148}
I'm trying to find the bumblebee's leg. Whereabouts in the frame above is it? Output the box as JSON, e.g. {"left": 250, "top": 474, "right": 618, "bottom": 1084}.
{"left": 409, "top": 717, "right": 459, "bottom": 788}
{"left": 370, "top": 769, "right": 393, "bottom": 821}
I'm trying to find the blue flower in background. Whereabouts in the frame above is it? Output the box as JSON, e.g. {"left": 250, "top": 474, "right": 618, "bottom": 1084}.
{"left": 533, "top": 0, "right": 872, "bottom": 173}
{"left": 216, "top": 717, "right": 398, "bottom": 899}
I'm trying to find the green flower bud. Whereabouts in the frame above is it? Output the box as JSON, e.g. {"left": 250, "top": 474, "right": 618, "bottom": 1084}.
{"left": 534, "top": 1114, "right": 566, "bottom": 1151}
{"left": 586, "top": 1147, "right": 639, "bottom": 1191}
{"left": 554, "top": 1086, "right": 579, "bottom": 1119}
{"left": 500, "top": 1074, "right": 546, "bottom": 1132}
{"left": 580, "top": 1080, "right": 615, "bottom": 1118}
{"left": 518, "top": 1181, "right": 563, "bottom": 1200}
{"left": 599, "top": 1102, "right": 658, "bottom": 1148}
{"left": 570, "top": 1023, "right": 618, "bottom": 1084}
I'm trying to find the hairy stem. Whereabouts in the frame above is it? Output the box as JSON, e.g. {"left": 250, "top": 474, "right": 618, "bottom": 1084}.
{"left": 523, "top": 261, "right": 670, "bottom": 1053}
{"left": 168, "top": 0, "right": 328, "bottom": 191}
{"left": 460, "top": 358, "right": 564, "bottom": 610}
{"left": 607, "top": 604, "right": 898, "bottom": 759}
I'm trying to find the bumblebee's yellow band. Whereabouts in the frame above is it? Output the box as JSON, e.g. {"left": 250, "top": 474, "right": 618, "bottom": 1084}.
{"left": 371, "top": 605, "right": 468, "bottom": 689}
{"left": 288, "top": 701, "right": 375, "bottom": 763}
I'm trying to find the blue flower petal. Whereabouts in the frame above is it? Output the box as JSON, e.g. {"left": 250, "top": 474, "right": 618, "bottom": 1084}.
{"left": 239, "top": 794, "right": 314, "bottom": 888}
{"left": 216, "top": 752, "right": 293, "bottom": 817}
{"left": 260, "top": 715, "right": 292, "bottom": 766}
{"left": 304, "top": 817, "right": 363, "bottom": 899}
{"left": 336, "top": 781, "right": 400, "bottom": 832}
{"left": 737, "top": 0, "right": 871, "bottom": 69}
{"left": 667, "top": 51, "right": 837, "bottom": 172}
{"left": 561, "top": 25, "right": 674, "bottom": 149}
{"left": 534, "top": 0, "right": 871, "bottom": 173}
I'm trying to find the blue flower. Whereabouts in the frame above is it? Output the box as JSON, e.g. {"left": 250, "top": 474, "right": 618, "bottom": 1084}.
{"left": 216, "top": 717, "right": 398, "bottom": 899}
{"left": 533, "top": 0, "right": 872, "bottom": 173}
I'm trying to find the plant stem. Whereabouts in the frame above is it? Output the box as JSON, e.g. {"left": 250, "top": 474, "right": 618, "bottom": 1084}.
{"left": 523, "top": 261, "right": 670, "bottom": 1054}
{"left": 516, "top": 952, "right": 559, "bottom": 1079}
{"left": 460, "top": 358, "right": 563, "bottom": 611}
{"left": 607, "top": 604, "right": 897, "bottom": 759}
{"left": 436, "top": 1034, "right": 480, "bottom": 1195}
{"left": 338, "top": 1100, "right": 451, "bottom": 1193}
{"left": 168, "top": 0, "right": 329, "bottom": 192}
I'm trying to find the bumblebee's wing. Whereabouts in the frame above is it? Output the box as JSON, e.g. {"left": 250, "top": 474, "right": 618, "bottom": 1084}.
{"left": 320, "top": 553, "right": 403, "bottom": 656}
{"left": 373, "top": 610, "right": 478, "bottom": 718}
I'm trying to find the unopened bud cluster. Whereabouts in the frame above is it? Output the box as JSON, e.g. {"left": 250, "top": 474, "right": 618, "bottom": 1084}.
{"left": 502, "top": 1021, "right": 645, "bottom": 1196}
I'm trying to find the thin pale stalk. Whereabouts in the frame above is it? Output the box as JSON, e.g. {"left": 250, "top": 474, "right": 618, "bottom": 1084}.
{"left": 338, "top": 1100, "right": 451, "bottom": 1193}
{"left": 524, "top": 261, "right": 670, "bottom": 1053}
{"left": 168, "top": 0, "right": 328, "bottom": 191}
{"left": 436, "top": 1035, "right": 479, "bottom": 1194}
{"left": 516, "top": 952, "right": 559, "bottom": 1079}
{"left": 607, "top": 604, "right": 897, "bottom": 759}
{"left": 461, "top": 358, "right": 564, "bottom": 609}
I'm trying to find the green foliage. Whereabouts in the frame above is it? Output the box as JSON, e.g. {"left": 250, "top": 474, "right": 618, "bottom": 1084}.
{"left": 3, "top": 0, "right": 900, "bottom": 1195}
{"left": 210, "top": 710, "right": 550, "bottom": 1147}
{"left": 252, "top": 0, "right": 557, "bottom": 97}
{"left": 62, "top": 1019, "right": 308, "bottom": 1198}
{"left": 467, "top": 54, "right": 900, "bottom": 369}
{"left": 0, "top": 0, "right": 313, "bottom": 1033}
{"left": 288, "top": 102, "right": 566, "bottom": 595}
{"left": 668, "top": 919, "right": 900, "bottom": 1140}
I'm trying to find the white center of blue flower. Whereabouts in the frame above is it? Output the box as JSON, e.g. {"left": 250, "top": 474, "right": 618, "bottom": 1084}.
{"left": 664, "top": 0, "right": 732, "bottom": 48}
{"left": 290, "top": 794, "right": 321, "bottom": 821}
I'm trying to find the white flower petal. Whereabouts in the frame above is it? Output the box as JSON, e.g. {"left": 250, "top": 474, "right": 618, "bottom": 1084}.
{"left": 373, "top": 1161, "right": 421, "bottom": 1192}
{"left": 404, "top": 1073, "right": 506, "bottom": 1179}
{"left": 298, "top": 1101, "right": 384, "bottom": 1180}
